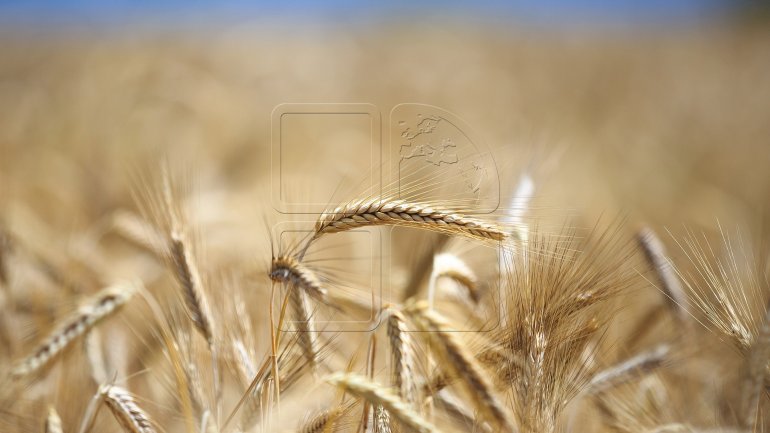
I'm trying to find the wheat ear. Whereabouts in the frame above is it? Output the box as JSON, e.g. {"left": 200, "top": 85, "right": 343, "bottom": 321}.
{"left": 271, "top": 255, "right": 328, "bottom": 305}
{"left": 169, "top": 231, "right": 215, "bottom": 345}
{"left": 637, "top": 227, "right": 687, "bottom": 321}
{"left": 587, "top": 344, "right": 670, "bottom": 394}
{"left": 45, "top": 406, "right": 63, "bottom": 433}
{"left": 405, "top": 302, "right": 515, "bottom": 432}
{"left": 385, "top": 307, "right": 418, "bottom": 406}
{"left": 11, "top": 282, "right": 136, "bottom": 378}
{"left": 100, "top": 385, "right": 157, "bottom": 433}
{"left": 312, "top": 198, "right": 506, "bottom": 244}
{"left": 325, "top": 372, "right": 440, "bottom": 433}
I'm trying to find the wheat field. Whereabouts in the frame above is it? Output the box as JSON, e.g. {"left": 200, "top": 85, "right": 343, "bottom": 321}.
{"left": 1, "top": 17, "right": 770, "bottom": 433}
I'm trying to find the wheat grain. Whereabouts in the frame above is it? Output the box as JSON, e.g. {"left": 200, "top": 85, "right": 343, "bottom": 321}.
{"left": 325, "top": 372, "right": 440, "bottom": 433}
{"left": 11, "top": 282, "right": 137, "bottom": 378}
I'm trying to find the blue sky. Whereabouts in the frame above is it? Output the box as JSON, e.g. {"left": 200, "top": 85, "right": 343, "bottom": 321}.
{"left": 0, "top": 0, "right": 735, "bottom": 27}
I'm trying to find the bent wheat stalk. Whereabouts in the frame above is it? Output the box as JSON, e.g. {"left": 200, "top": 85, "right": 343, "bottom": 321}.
{"left": 325, "top": 372, "right": 439, "bottom": 433}
{"left": 11, "top": 282, "right": 137, "bottom": 378}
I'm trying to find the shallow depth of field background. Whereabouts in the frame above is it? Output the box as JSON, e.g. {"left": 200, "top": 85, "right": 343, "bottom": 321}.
{"left": 1, "top": 2, "right": 770, "bottom": 431}
{"left": 2, "top": 1, "right": 769, "bottom": 233}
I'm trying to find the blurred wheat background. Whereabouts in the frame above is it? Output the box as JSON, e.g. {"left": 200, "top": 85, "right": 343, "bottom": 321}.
{"left": 2, "top": 2, "right": 770, "bottom": 432}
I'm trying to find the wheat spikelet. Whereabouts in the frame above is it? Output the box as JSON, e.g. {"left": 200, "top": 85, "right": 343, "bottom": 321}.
{"left": 385, "top": 307, "right": 418, "bottom": 405}
{"left": 588, "top": 344, "right": 670, "bottom": 394}
{"left": 271, "top": 255, "right": 328, "bottom": 305}
{"left": 404, "top": 302, "right": 515, "bottom": 432}
{"left": 373, "top": 405, "right": 392, "bottom": 433}
{"left": 325, "top": 372, "right": 439, "bottom": 433}
{"left": 11, "top": 282, "right": 137, "bottom": 378}
{"left": 312, "top": 198, "right": 506, "bottom": 244}
{"left": 637, "top": 227, "right": 687, "bottom": 321}
{"left": 100, "top": 384, "right": 157, "bottom": 433}
{"left": 45, "top": 406, "right": 63, "bottom": 433}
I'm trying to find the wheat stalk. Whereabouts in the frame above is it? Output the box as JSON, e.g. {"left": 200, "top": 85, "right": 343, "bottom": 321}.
{"left": 100, "top": 384, "right": 157, "bottom": 433}
{"left": 289, "top": 285, "right": 320, "bottom": 373}
{"left": 325, "top": 372, "right": 440, "bottom": 433}
{"left": 11, "top": 282, "right": 136, "bottom": 378}
{"left": 404, "top": 302, "right": 515, "bottom": 432}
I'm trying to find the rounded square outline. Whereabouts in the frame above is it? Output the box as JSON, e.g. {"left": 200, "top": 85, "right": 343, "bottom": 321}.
{"left": 271, "top": 103, "right": 382, "bottom": 215}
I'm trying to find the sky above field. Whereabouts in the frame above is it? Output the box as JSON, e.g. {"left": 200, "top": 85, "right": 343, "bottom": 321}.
{"left": 0, "top": 0, "right": 737, "bottom": 27}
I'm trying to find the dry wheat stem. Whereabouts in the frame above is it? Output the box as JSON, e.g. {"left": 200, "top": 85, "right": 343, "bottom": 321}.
{"left": 85, "top": 328, "right": 109, "bottom": 385}
{"left": 289, "top": 284, "right": 320, "bottom": 374}
{"left": 45, "top": 406, "right": 63, "bottom": 433}
{"left": 325, "top": 372, "right": 440, "bottom": 433}
{"left": 588, "top": 344, "right": 670, "bottom": 394}
{"left": 311, "top": 198, "right": 506, "bottom": 246}
{"left": 100, "top": 385, "right": 157, "bottom": 433}
{"left": 405, "top": 302, "right": 515, "bottom": 432}
{"left": 386, "top": 307, "right": 418, "bottom": 406}
{"left": 637, "top": 227, "right": 687, "bottom": 321}
{"left": 11, "top": 282, "right": 136, "bottom": 378}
